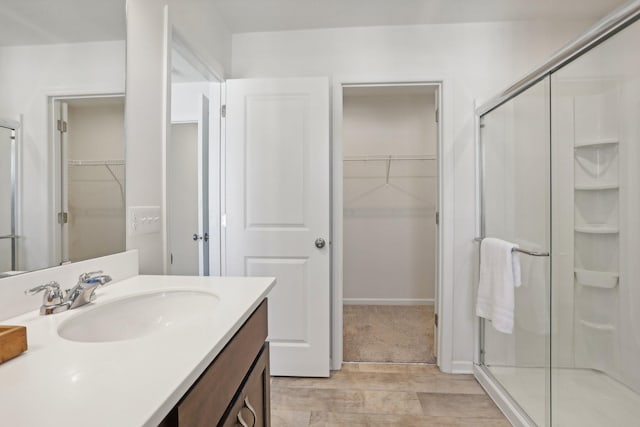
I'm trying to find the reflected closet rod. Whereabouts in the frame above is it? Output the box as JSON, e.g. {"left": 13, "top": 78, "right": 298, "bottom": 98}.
{"left": 473, "top": 237, "right": 550, "bottom": 257}
{"left": 343, "top": 154, "right": 436, "bottom": 161}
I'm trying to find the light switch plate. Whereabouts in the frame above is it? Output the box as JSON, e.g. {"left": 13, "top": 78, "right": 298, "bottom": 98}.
{"left": 129, "top": 206, "right": 161, "bottom": 236}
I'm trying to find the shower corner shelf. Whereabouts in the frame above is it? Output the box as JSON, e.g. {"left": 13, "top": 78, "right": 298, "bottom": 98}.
{"left": 575, "top": 268, "right": 619, "bottom": 289}
{"left": 574, "top": 138, "right": 619, "bottom": 149}
{"left": 575, "top": 226, "right": 619, "bottom": 234}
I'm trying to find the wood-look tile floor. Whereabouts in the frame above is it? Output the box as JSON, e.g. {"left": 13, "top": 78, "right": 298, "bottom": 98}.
{"left": 343, "top": 305, "right": 436, "bottom": 364}
{"left": 271, "top": 363, "right": 511, "bottom": 426}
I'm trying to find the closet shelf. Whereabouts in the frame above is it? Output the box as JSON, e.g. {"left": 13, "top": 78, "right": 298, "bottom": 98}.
{"left": 343, "top": 154, "right": 436, "bottom": 161}
{"left": 575, "top": 268, "right": 619, "bottom": 289}
{"left": 579, "top": 319, "right": 615, "bottom": 332}
{"left": 68, "top": 159, "right": 125, "bottom": 166}
{"left": 574, "top": 184, "right": 619, "bottom": 190}
{"left": 574, "top": 138, "right": 618, "bottom": 149}
{"left": 67, "top": 159, "right": 125, "bottom": 204}
{"left": 575, "top": 226, "right": 619, "bottom": 234}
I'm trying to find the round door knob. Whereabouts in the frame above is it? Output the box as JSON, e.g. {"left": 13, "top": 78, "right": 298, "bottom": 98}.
{"left": 315, "top": 238, "right": 326, "bottom": 249}
{"left": 193, "top": 234, "right": 202, "bottom": 241}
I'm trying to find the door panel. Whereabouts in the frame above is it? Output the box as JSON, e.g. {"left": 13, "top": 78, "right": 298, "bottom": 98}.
{"left": 200, "top": 95, "right": 210, "bottom": 276}
{"left": 246, "top": 257, "right": 309, "bottom": 341}
{"left": 168, "top": 122, "right": 199, "bottom": 275}
{"left": 226, "top": 77, "right": 330, "bottom": 377}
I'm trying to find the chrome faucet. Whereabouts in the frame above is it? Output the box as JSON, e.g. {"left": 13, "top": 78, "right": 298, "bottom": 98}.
{"left": 66, "top": 271, "right": 112, "bottom": 309}
{"left": 25, "top": 271, "right": 112, "bottom": 315}
{"left": 25, "top": 281, "right": 69, "bottom": 315}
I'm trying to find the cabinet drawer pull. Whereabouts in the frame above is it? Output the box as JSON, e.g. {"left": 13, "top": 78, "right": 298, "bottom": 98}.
{"left": 244, "top": 396, "right": 257, "bottom": 424}
{"left": 236, "top": 396, "right": 257, "bottom": 427}
{"left": 237, "top": 411, "right": 250, "bottom": 427}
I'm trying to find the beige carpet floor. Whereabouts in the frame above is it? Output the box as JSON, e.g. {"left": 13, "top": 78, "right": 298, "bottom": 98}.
{"left": 343, "top": 304, "right": 436, "bottom": 364}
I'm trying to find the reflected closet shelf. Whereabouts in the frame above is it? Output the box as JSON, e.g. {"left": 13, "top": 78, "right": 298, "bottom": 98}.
{"left": 574, "top": 138, "right": 618, "bottom": 149}
{"left": 575, "top": 226, "right": 619, "bottom": 234}
{"left": 579, "top": 319, "right": 615, "bottom": 332}
{"left": 343, "top": 154, "right": 436, "bottom": 161}
{"left": 68, "top": 159, "right": 125, "bottom": 166}
{"left": 575, "top": 268, "right": 619, "bottom": 289}
{"left": 574, "top": 184, "right": 619, "bottom": 190}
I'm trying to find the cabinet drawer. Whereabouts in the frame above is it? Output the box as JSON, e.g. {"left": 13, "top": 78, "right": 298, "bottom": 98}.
{"left": 222, "top": 344, "right": 270, "bottom": 427}
{"left": 177, "top": 300, "right": 268, "bottom": 427}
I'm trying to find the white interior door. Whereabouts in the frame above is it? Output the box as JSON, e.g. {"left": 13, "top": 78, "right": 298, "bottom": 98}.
{"left": 168, "top": 122, "right": 200, "bottom": 275}
{"left": 225, "top": 77, "right": 330, "bottom": 377}
{"left": 57, "top": 101, "right": 70, "bottom": 264}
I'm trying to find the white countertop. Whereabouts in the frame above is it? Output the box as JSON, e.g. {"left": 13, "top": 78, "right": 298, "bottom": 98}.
{"left": 0, "top": 275, "right": 276, "bottom": 427}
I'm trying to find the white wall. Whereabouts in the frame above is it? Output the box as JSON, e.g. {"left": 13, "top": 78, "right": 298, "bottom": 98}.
{"left": 343, "top": 91, "right": 437, "bottom": 303}
{"left": 0, "top": 40, "right": 125, "bottom": 272}
{"left": 231, "top": 19, "right": 594, "bottom": 368}
{"left": 170, "top": 0, "right": 232, "bottom": 78}
{"left": 125, "top": 0, "right": 168, "bottom": 274}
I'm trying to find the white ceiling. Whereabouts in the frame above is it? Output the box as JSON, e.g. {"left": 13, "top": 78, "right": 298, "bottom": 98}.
{"left": 0, "top": 0, "right": 125, "bottom": 46}
{"left": 212, "top": 0, "right": 628, "bottom": 33}
{"left": 0, "top": 0, "right": 627, "bottom": 46}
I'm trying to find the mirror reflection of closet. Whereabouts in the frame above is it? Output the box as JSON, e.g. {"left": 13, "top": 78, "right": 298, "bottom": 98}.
{"left": 54, "top": 97, "right": 126, "bottom": 264}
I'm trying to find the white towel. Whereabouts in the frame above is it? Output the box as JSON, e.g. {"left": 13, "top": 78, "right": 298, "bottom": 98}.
{"left": 476, "top": 237, "right": 522, "bottom": 334}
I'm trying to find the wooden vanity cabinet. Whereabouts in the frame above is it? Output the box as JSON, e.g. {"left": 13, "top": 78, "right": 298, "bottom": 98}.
{"left": 159, "top": 299, "right": 270, "bottom": 427}
{"left": 221, "top": 345, "right": 270, "bottom": 427}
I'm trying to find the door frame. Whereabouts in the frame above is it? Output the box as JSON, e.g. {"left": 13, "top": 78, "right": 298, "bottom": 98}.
{"left": 331, "top": 76, "right": 454, "bottom": 372}
{"left": 48, "top": 91, "right": 125, "bottom": 266}
{"left": 165, "top": 28, "right": 224, "bottom": 276}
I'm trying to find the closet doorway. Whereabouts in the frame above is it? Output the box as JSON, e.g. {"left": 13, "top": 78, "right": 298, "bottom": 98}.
{"left": 51, "top": 95, "right": 126, "bottom": 265}
{"left": 341, "top": 84, "right": 439, "bottom": 364}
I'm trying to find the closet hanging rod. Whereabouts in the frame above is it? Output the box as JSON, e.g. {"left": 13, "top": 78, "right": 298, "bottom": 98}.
{"left": 473, "top": 237, "right": 550, "bottom": 257}
{"left": 68, "top": 159, "right": 125, "bottom": 166}
{"left": 344, "top": 155, "right": 436, "bottom": 161}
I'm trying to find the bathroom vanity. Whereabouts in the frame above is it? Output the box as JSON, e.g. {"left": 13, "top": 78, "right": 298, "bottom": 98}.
{"left": 0, "top": 255, "right": 275, "bottom": 427}
{"left": 159, "top": 300, "right": 270, "bottom": 427}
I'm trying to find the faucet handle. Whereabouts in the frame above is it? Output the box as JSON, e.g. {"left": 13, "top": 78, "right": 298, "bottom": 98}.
{"left": 25, "top": 281, "right": 66, "bottom": 306}
{"left": 78, "top": 270, "right": 103, "bottom": 283}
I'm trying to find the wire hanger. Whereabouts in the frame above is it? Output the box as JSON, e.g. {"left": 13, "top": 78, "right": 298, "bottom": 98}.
{"left": 344, "top": 156, "right": 429, "bottom": 207}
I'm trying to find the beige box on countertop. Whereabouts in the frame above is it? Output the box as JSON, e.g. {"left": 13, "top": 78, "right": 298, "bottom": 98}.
{"left": 0, "top": 326, "right": 27, "bottom": 364}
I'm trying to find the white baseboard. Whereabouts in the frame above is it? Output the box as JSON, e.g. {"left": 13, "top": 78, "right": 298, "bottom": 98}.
{"left": 343, "top": 298, "right": 434, "bottom": 306}
{"left": 450, "top": 360, "right": 474, "bottom": 374}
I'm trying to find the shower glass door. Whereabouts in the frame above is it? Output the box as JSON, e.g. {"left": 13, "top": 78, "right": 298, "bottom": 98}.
{"left": 550, "top": 17, "right": 640, "bottom": 427}
{"left": 0, "top": 125, "right": 16, "bottom": 274}
{"left": 479, "top": 77, "right": 551, "bottom": 426}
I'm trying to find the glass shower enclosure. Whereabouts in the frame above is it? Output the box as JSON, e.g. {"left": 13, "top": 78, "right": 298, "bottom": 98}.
{"left": 0, "top": 120, "right": 19, "bottom": 275}
{"left": 475, "top": 2, "right": 640, "bottom": 425}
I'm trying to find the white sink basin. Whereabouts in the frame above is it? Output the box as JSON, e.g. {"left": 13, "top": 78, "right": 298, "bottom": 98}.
{"left": 58, "top": 290, "right": 219, "bottom": 343}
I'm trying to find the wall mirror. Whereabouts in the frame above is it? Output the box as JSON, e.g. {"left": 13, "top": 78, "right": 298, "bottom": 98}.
{"left": 0, "top": 0, "right": 126, "bottom": 277}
